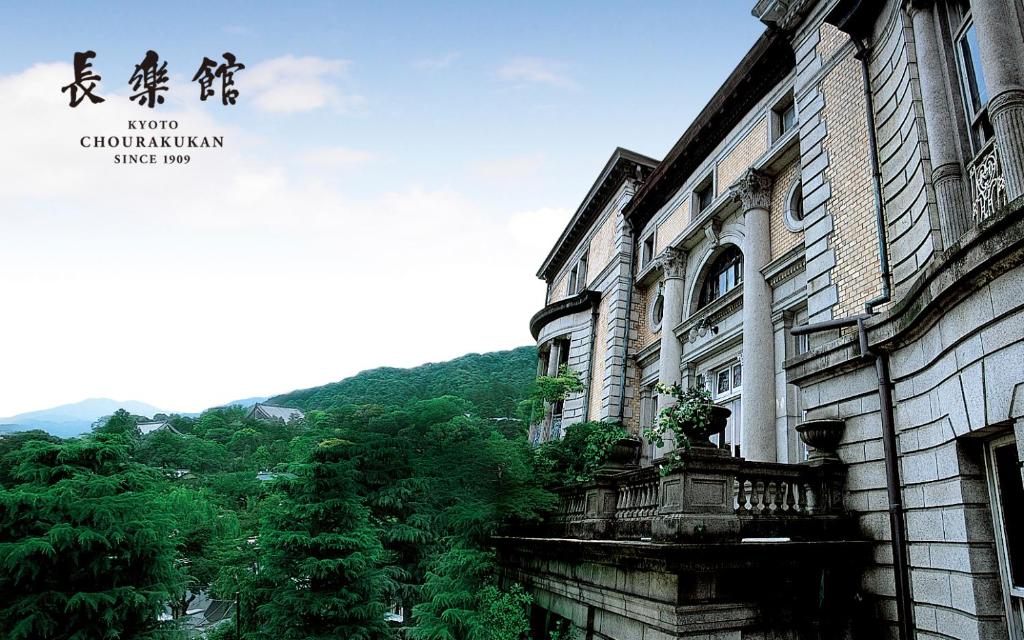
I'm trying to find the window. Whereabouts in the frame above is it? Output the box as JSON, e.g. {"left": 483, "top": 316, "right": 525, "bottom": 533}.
{"left": 954, "top": 13, "right": 994, "bottom": 153}
{"left": 986, "top": 434, "right": 1024, "bottom": 634}
{"left": 641, "top": 235, "right": 655, "bottom": 267}
{"left": 711, "top": 361, "right": 742, "bottom": 400}
{"left": 650, "top": 291, "right": 665, "bottom": 330}
{"left": 566, "top": 257, "right": 588, "bottom": 295}
{"left": 784, "top": 179, "right": 805, "bottom": 231}
{"left": 694, "top": 176, "right": 714, "bottom": 214}
{"left": 772, "top": 92, "right": 797, "bottom": 141}
{"left": 791, "top": 307, "right": 810, "bottom": 356}
{"left": 698, "top": 246, "right": 743, "bottom": 308}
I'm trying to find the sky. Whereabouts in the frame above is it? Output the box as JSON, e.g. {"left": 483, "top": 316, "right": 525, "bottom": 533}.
{"left": 0, "top": 1, "right": 766, "bottom": 416}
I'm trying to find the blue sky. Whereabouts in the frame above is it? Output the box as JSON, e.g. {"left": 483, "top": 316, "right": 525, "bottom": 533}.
{"left": 0, "top": 2, "right": 765, "bottom": 416}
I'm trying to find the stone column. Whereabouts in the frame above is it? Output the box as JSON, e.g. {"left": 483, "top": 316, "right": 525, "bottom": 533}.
{"left": 655, "top": 247, "right": 687, "bottom": 407}
{"left": 971, "top": 0, "right": 1024, "bottom": 200}
{"left": 732, "top": 169, "right": 777, "bottom": 463}
{"left": 543, "top": 340, "right": 561, "bottom": 439}
{"left": 652, "top": 247, "right": 687, "bottom": 459}
{"left": 910, "top": 1, "right": 972, "bottom": 244}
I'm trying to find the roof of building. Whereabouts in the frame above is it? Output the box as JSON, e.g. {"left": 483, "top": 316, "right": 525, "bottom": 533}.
{"left": 623, "top": 29, "right": 795, "bottom": 231}
{"left": 247, "top": 403, "right": 305, "bottom": 422}
{"left": 138, "top": 420, "right": 183, "bottom": 436}
{"left": 536, "top": 147, "right": 659, "bottom": 281}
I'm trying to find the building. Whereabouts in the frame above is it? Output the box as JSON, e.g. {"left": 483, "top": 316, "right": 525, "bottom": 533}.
{"left": 138, "top": 420, "right": 183, "bottom": 436}
{"left": 245, "top": 403, "right": 305, "bottom": 423}
{"left": 510, "top": 0, "right": 1024, "bottom": 638}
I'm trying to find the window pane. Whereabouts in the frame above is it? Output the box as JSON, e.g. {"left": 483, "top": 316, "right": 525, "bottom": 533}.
{"left": 717, "top": 369, "right": 730, "bottom": 395}
{"left": 958, "top": 23, "right": 989, "bottom": 114}
{"left": 781, "top": 103, "right": 796, "bottom": 133}
{"left": 733, "top": 363, "right": 742, "bottom": 389}
{"left": 995, "top": 443, "right": 1024, "bottom": 587}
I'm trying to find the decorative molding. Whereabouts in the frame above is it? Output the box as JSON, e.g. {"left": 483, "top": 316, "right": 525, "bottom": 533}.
{"left": 730, "top": 169, "right": 772, "bottom": 212}
{"left": 767, "top": 256, "right": 806, "bottom": 289}
{"left": 704, "top": 219, "right": 723, "bottom": 247}
{"left": 658, "top": 246, "right": 687, "bottom": 279}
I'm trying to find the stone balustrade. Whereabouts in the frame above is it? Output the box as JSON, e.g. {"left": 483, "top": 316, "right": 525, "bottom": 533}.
{"left": 538, "top": 449, "right": 849, "bottom": 543}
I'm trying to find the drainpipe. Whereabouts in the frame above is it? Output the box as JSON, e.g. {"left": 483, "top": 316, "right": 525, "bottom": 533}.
{"left": 583, "top": 299, "right": 600, "bottom": 422}
{"left": 853, "top": 37, "right": 892, "bottom": 314}
{"left": 789, "top": 37, "right": 912, "bottom": 640}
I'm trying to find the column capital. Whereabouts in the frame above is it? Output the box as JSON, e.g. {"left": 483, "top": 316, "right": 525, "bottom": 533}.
{"left": 658, "top": 246, "right": 687, "bottom": 279}
{"left": 730, "top": 169, "right": 773, "bottom": 212}
{"left": 904, "top": 0, "right": 934, "bottom": 20}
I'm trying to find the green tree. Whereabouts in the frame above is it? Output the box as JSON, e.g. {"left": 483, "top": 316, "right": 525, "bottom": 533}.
{"left": 160, "top": 487, "right": 241, "bottom": 618}
{"left": 0, "top": 434, "right": 180, "bottom": 639}
{"left": 248, "top": 439, "right": 392, "bottom": 640}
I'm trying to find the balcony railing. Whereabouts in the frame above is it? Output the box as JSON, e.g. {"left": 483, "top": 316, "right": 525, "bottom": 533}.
{"left": 968, "top": 140, "right": 1008, "bottom": 223}
{"left": 538, "top": 449, "right": 848, "bottom": 543}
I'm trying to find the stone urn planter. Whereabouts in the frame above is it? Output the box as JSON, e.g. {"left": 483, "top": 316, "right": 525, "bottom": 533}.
{"left": 680, "top": 405, "right": 732, "bottom": 449}
{"left": 599, "top": 436, "right": 642, "bottom": 472}
{"left": 796, "top": 418, "right": 845, "bottom": 464}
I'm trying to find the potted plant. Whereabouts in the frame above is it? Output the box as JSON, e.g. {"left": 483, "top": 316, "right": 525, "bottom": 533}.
{"left": 643, "top": 383, "right": 731, "bottom": 472}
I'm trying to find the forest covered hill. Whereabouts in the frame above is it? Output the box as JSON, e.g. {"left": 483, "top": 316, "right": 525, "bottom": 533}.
{"left": 269, "top": 346, "right": 537, "bottom": 417}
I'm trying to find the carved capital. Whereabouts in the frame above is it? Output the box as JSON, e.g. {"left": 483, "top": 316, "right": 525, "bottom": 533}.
{"left": 730, "top": 169, "right": 773, "bottom": 212}
{"left": 658, "top": 246, "right": 687, "bottom": 279}
{"left": 905, "top": 0, "right": 935, "bottom": 20}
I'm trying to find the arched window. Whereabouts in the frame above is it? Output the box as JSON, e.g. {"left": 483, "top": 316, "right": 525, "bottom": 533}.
{"left": 698, "top": 246, "right": 743, "bottom": 309}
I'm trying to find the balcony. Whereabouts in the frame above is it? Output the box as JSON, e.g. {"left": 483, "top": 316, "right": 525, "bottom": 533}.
{"left": 518, "top": 446, "right": 853, "bottom": 544}
{"left": 968, "top": 139, "right": 1008, "bottom": 223}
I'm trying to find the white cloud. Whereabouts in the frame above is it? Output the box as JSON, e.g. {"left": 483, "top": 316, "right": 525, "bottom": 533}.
{"left": 498, "top": 57, "right": 576, "bottom": 89}
{"left": 0, "top": 62, "right": 549, "bottom": 416}
{"left": 244, "top": 55, "right": 364, "bottom": 114}
{"left": 471, "top": 153, "right": 546, "bottom": 185}
{"left": 413, "top": 52, "right": 460, "bottom": 71}
{"left": 300, "top": 146, "right": 378, "bottom": 169}
{"left": 506, "top": 207, "right": 573, "bottom": 264}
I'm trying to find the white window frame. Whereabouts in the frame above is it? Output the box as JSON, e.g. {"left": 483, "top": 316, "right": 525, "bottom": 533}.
{"left": 691, "top": 173, "right": 715, "bottom": 215}
{"left": 641, "top": 234, "right": 656, "bottom": 268}
{"left": 650, "top": 288, "right": 665, "bottom": 332}
{"left": 771, "top": 91, "right": 797, "bottom": 143}
{"left": 986, "top": 433, "right": 1024, "bottom": 639}
{"left": 783, "top": 178, "right": 805, "bottom": 232}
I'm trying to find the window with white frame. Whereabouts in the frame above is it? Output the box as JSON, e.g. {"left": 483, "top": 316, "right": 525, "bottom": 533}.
{"left": 711, "top": 361, "right": 742, "bottom": 401}
{"left": 771, "top": 91, "right": 797, "bottom": 141}
{"left": 698, "top": 245, "right": 744, "bottom": 309}
{"left": 950, "top": 4, "right": 994, "bottom": 153}
{"left": 650, "top": 290, "right": 665, "bottom": 331}
{"left": 986, "top": 434, "right": 1024, "bottom": 636}
{"left": 784, "top": 179, "right": 805, "bottom": 231}
{"left": 641, "top": 234, "right": 655, "bottom": 268}
{"left": 693, "top": 174, "right": 714, "bottom": 215}
{"left": 791, "top": 306, "right": 810, "bottom": 357}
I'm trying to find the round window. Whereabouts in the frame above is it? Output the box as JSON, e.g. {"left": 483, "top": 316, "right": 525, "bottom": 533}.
{"left": 784, "top": 179, "right": 805, "bottom": 231}
{"left": 651, "top": 293, "right": 665, "bottom": 330}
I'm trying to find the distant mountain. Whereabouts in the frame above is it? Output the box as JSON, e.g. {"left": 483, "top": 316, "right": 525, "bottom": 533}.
{"left": 0, "top": 398, "right": 165, "bottom": 438}
{"left": 217, "top": 396, "right": 268, "bottom": 409}
{"left": 270, "top": 346, "right": 537, "bottom": 418}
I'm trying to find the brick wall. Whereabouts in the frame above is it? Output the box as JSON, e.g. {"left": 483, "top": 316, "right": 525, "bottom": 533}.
{"left": 655, "top": 200, "right": 690, "bottom": 254}
{"left": 586, "top": 213, "right": 618, "bottom": 288}
{"left": 717, "top": 117, "right": 769, "bottom": 195}
{"left": 588, "top": 296, "right": 609, "bottom": 421}
{"left": 634, "top": 280, "right": 662, "bottom": 351}
{"left": 820, "top": 51, "right": 880, "bottom": 317}
{"left": 770, "top": 159, "right": 805, "bottom": 260}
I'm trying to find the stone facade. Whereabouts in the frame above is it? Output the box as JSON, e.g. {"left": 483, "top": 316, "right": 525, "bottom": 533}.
{"left": 520, "top": 1, "right": 1024, "bottom": 638}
